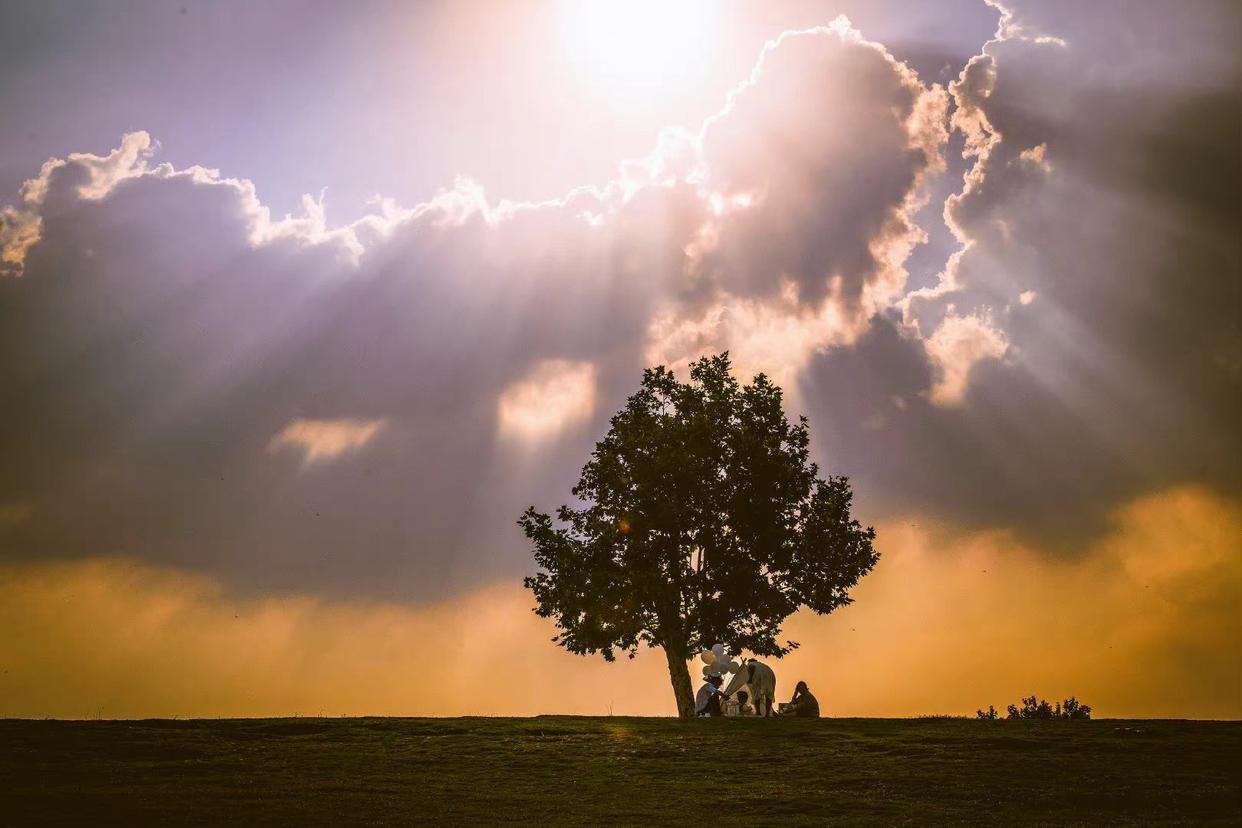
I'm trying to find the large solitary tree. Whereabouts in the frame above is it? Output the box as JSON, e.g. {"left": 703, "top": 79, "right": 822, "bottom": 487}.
{"left": 520, "top": 354, "right": 878, "bottom": 718}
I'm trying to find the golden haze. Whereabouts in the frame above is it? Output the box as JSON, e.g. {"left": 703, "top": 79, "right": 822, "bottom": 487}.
{"left": 1, "top": 486, "right": 1237, "bottom": 719}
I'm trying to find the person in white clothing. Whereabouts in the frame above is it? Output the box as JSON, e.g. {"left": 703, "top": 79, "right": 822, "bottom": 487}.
{"left": 722, "top": 658, "right": 777, "bottom": 717}
{"left": 695, "top": 674, "right": 724, "bottom": 716}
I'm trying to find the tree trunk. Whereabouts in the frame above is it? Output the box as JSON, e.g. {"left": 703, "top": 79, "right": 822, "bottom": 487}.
{"left": 663, "top": 640, "right": 696, "bottom": 718}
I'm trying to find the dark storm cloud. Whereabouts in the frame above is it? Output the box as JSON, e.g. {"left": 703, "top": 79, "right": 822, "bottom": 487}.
{"left": 0, "top": 141, "right": 680, "bottom": 598}
{"left": 801, "top": 0, "right": 1241, "bottom": 542}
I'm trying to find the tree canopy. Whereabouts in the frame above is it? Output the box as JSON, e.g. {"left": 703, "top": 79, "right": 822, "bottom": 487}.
{"left": 520, "top": 354, "right": 878, "bottom": 717}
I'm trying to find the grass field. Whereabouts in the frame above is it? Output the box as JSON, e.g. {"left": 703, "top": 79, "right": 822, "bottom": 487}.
{"left": 1, "top": 716, "right": 1238, "bottom": 825}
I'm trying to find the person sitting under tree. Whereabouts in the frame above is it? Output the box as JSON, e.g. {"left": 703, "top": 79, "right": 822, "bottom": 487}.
{"left": 786, "top": 681, "right": 820, "bottom": 718}
{"left": 696, "top": 675, "right": 724, "bottom": 717}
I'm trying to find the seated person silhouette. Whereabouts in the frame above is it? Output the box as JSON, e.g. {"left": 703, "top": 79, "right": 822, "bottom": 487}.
{"left": 696, "top": 674, "right": 724, "bottom": 717}
{"left": 786, "top": 681, "right": 821, "bottom": 718}
{"left": 732, "top": 690, "right": 756, "bottom": 716}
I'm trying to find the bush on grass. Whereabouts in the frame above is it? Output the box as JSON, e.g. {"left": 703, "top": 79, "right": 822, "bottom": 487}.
{"left": 976, "top": 697, "right": 1092, "bottom": 720}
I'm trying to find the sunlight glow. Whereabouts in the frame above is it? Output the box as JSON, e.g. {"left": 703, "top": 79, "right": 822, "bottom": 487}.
{"left": 559, "top": 0, "right": 717, "bottom": 94}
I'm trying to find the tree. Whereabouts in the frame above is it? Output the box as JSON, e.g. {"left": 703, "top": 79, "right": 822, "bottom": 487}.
{"left": 520, "top": 353, "right": 878, "bottom": 718}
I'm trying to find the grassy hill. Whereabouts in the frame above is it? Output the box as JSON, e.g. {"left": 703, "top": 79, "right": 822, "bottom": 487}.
{"left": 2, "top": 716, "right": 1238, "bottom": 825}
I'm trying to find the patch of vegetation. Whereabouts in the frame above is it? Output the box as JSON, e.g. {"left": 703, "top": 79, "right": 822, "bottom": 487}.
{"left": 977, "top": 697, "right": 1093, "bottom": 720}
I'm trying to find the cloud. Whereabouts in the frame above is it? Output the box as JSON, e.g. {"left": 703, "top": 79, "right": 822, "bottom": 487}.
{"left": 668, "top": 19, "right": 950, "bottom": 377}
{"left": 0, "top": 206, "right": 41, "bottom": 277}
{"left": 801, "top": 0, "right": 1241, "bottom": 537}
{"left": 1, "top": 485, "right": 1235, "bottom": 718}
{"left": 1017, "top": 143, "right": 1052, "bottom": 173}
{"left": 925, "top": 308, "right": 1008, "bottom": 405}
{"left": 269, "top": 418, "right": 387, "bottom": 465}
{"left": 0, "top": 131, "right": 157, "bottom": 277}
{"left": 498, "top": 360, "right": 597, "bottom": 442}
{"left": 0, "top": 3, "right": 1237, "bottom": 606}
{"left": 646, "top": 281, "right": 860, "bottom": 389}
{"left": 0, "top": 20, "right": 964, "bottom": 597}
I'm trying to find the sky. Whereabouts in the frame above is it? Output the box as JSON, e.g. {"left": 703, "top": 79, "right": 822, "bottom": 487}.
{"left": 0, "top": 0, "right": 1238, "bottom": 719}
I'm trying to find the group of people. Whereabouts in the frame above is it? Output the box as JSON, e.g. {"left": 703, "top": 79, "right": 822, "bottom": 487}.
{"left": 695, "top": 657, "right": 820, "bottom": 718}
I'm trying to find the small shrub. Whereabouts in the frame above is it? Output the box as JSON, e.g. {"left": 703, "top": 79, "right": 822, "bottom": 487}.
{"left": 1059, "top": 697, "right": 1092, "bottom": 720}
{"left": 1002, "top": 695, "right": 1092, "bottom": 720}
{"left": 1008, "top": 696, "right": 1053, "bottom": 720}
{"left": 976, "top": 705, "right": 999, "bottom": 720}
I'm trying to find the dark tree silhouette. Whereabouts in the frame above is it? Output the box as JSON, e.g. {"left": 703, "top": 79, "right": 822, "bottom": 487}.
{"left": 1005, "top": 696, "right": 1093, "bottom": 720}
{"left": 520, "top": 354, "right": 878, "bottom": 718}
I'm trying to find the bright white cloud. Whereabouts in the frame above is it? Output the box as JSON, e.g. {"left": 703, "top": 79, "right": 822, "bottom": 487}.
{"left": 646, "top": 281, "right": 859, "bottom": 389}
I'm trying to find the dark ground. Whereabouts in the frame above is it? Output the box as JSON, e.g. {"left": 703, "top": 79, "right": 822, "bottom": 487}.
{"left": 1, "top": 716, "right": 1239, "bottom": 825}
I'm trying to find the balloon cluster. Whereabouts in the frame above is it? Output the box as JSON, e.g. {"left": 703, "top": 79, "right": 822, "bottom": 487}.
{"left": 700, "top": 643, "right": 740, "bottom": 678}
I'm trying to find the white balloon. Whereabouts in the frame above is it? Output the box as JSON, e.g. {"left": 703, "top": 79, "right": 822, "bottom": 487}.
{"left": 700, "top": 651, "right": 716, "bottom": 665}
